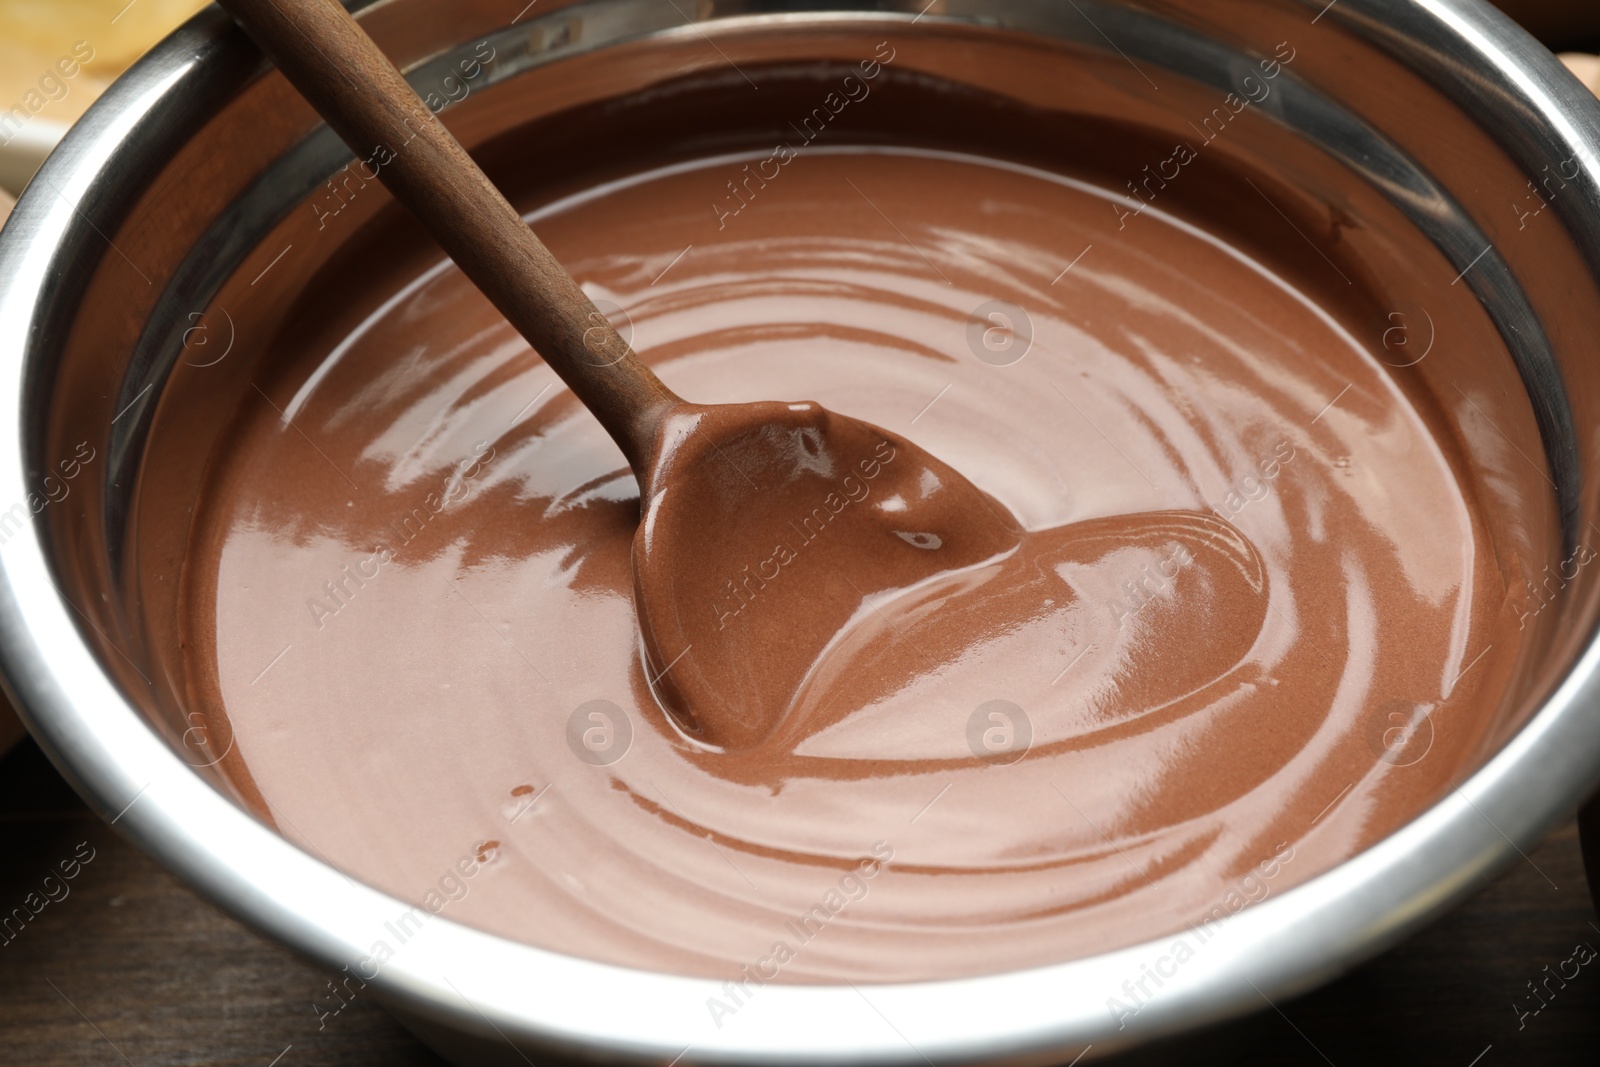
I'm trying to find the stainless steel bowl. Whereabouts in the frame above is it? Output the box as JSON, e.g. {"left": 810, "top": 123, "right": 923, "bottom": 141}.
{"left": 3, "top": 1, "right": 1600, "bottom": 1063}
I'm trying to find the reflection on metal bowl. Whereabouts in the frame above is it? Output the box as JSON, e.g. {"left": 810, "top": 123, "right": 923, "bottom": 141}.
{"left": 3, "top": 1, "right": 1600, "bottom": 1064}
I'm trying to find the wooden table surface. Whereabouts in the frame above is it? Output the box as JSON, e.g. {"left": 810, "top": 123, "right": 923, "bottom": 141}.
{"left": 2, "top": 737, "right": 1597, "bottom": 1066}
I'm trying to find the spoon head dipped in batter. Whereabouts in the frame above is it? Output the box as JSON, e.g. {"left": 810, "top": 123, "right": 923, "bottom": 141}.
{"left": 633, "top": 400, "right": 1025, "bottom": 750}
{"left": 218, "top": 0, "right": 1248, "bottom": 758}
{"left": 216, "top": 0, "right": 1034, "bottom": 752}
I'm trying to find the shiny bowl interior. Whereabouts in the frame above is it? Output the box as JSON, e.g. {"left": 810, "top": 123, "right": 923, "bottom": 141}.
{"left": 3, "top": 0, "right": 1600, "bottom": 1063}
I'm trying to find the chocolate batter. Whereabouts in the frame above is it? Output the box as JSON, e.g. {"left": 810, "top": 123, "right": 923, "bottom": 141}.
{"left": 183, "top": 140, "right": 1513, "bottom": 981}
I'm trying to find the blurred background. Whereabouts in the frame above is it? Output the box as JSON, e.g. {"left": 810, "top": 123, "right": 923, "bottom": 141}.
{"left": 0, "top": 0, "right": 207, "bottom": 192}
{"left": 1499, "top": 0, "right": 1600, "bottom": 50}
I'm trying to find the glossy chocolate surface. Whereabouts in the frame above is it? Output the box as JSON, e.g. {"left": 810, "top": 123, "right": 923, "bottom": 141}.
{"left": 181, "top": 93, "right": 1520, "bottom": 981}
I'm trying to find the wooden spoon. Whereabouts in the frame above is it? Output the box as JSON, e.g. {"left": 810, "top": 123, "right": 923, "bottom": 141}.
{"left": 218, "top": 0, "right": 1024, "bottom": 750}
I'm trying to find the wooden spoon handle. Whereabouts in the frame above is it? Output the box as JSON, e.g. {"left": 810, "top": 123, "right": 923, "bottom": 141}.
{"left": 217, "top": 0, "right": 680, "bottom": 472}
